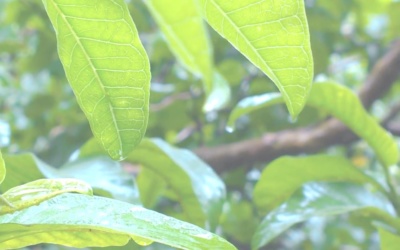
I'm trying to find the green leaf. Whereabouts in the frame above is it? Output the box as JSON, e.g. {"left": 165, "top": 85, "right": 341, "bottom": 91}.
{"left": 126, "top": 138, "right": 226, "bottom": 230}
{"left": 197, "top": 0, "right": 313, "bottom": 118}
{"left": 0, "top": 150, "right": 5, "bottom": 185}
{"left": 0, "top": 193, "right": 236, "bottom": 250}
{"left": 137, "top": 167, "right": 167, "bottom": 208}
{"left": 145, "top": 0, "right": 212, "bottom": 85}
{"left": 227, "top": 82, "right": 399, "bottom": 167}
{"left": 378, "top": 227, "right": 400, "bottom": 250}
{"left": 226, "top": 93, "right": 283, "bottom": 132}
{"left": 145, "top": 0, "right": 230, "bottom": 111}
{"left": 2, "top": 153, "right": 140, "bottom": 204}
{"left": 42, "top": 0, "right": 151, "bottom": 160}
{"left": 252, "top": 182, "right": 399, "bottom": 250}
{"left": 0, "top": 179, "right": 92, "bottom": 215}
{"left": 253, "top": 155, "right": 385, "bottom": 214}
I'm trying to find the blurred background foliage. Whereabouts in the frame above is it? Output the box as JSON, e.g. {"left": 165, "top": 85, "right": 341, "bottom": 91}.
{"left": 1, "top": 0, "right": 400, "bottom": 249}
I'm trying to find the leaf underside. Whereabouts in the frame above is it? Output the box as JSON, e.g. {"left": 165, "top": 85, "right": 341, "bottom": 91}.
{"left": 42, "top": 0, "right": 151, "bottom": 160}
{"left": 197, "top": 0, "right": 314, "bottom": 118}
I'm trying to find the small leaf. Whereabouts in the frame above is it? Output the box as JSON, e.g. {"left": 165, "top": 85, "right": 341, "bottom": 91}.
{"left": 126, "top": 138, "right": 226, "bottom": 230}
{"left": 227, "top": 82, "right": 399, "bottom": 167}
{"left": 252, "top": 182, "right": 399, "bottom": 250}
{"left": 203, "top": 71, "right": 231, "bottom": 112}
{"left": 253, "top": 155, "right": 385, "bottom": 214}
{"left": 0, "top": 150, "right": 5, "bottom": 185}
{"left": 378, "top": 227, "right": 400, "bottom": 250}
{"left": 197, "top": 0, "right": 313, "bottom": 118}
{"left": 226, "top": 93, "right": 283, "bottom": 132}
{"left": 0, "top": 193, "right": 236, "bottom": 250}
{"left": 42, "top": 0, "right": 151, "bottom": 160}
{"left": 0, "top": 178, "right": 92, "bottom": 215}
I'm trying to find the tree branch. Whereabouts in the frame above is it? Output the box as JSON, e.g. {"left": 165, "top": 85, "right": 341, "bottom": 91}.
{"left": 195, "top": 40, "right": 400, "bottom": 173}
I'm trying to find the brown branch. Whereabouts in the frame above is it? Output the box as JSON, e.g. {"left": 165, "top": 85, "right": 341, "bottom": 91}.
{"left": 195, "top": 40, "right": 400, "bottom": 173}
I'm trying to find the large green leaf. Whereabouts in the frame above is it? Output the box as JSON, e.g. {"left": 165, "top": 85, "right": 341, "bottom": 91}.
{"left": 0, "top": 150, "right": 5, "bottom": 185}
{"left": 0, "top": 193, "right": 236, "bottom": 250}
{"left": 378, "top": 227, "right": 400, "bottom": 250}
{"left": 145, "top": 0, "right": 230, "bottom": 111}
{"left": 42, "top": 0, "right": 151, "bottom": 160}
{"left": 2, "top": 153, "right": 140, "bottom": 204}
{"left": 77, "top": 137, "right": 226, "bottom": 229}
{"left": 253, "top": 155, "right": 385, "bottom": 214}
{"left": 227, "top": 82, "right": 399, "bottom": 167}
{"left": 126, "top": 138, "right": 226, "bottom": 230}
{"left": 197, "top": 0, "right": 313, "bottom": 118}
{"left": 252, "top": 182, "right": 399, "bottom": 250}
{"left": 0, "top": 178, "right": 92, "bottom": 215}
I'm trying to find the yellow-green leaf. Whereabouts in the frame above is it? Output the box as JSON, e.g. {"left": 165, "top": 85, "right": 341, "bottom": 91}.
{"left": 42, "top": 0, "right": 151, "bottom": 160}
{"left": 197, "top": 0, "right": 313, "bottom": 118}
{"left": 0, "top": 178, "right": 92, "bottom": 215}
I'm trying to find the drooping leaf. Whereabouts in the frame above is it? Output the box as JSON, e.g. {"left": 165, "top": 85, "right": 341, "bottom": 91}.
{"left": 226, "top": 93, "right": 283, "bottom": 132}
{"left": 137, "top": 167, "right": 167, "bottom": 208}
{"left": 145, "top": 0, "right": 212, "bottom": 85}
{"left": 252, "top": 182, "right": 399, "bottom": 250}
{"left": 227, "top": 82, "right": 398, "bottom": 167}
{"left": 378, "top": 227, "right": 400, "bottom": 250}
{"left": 126, "top": 138, "right": 226, "bottom": 230}
{"left": 2, "top": 153, "right": 140, "bottom": 204}
{"left": 197, "top": 0, "right": 313, "bottom": 118}
{"left": 42, "top": 0, "right": 151, "bottom": 160}
{"left": 145, "top": 0, "right": 230, "bottom": 111}
{"left": 0, "top": 193, "right": 236, "bottom": 250}
{"left": 0, "top": 178, "right": 92, "bottom": 215}
{"left": 253, "top": 155, "right": 385, "bottom": 214}
{"left": 0, "top": 150, "right": 5, "bottom": 185}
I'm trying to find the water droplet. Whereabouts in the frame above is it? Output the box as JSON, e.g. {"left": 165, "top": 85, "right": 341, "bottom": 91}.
{"left": 288, "top": 115, "right": 298, "bottom": 123}
{"left": 131, "top": 235, "right": 153, "bottom": 246}
{"left": 225, "top": 126, "right": 234, "bottom": 133}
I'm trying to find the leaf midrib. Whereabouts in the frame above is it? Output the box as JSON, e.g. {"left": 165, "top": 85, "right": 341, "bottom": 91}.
{"left": 49, "top": 0, "right": 122, "bottom": 154}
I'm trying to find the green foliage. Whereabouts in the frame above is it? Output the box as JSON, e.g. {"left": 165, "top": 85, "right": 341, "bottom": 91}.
{"left": 1, "top": 0, "right": 400, "bottom": 249}
{"left": 253, "top": 155, "right": 385, "bottom": 214}
{"left": 42, "top": 0, "right": 151, "bottom": 160}
{"left": 197, "top": 0, "right": 314, "bottom": 118}
{"left": 228, "top": 82, "right": 399, "bottom": 167}
{"left": 0, "top": 193, "right": 235, "bottom": 249}
{"left": 252, "top": 182, "right": 399, "bottom": 249}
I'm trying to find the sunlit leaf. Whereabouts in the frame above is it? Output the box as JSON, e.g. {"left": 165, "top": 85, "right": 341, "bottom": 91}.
{"left": 145, "top": 0, "right": 230, "bottom": 111}
{"left": 0, "top": 178, "right": 92, "bottom": 215}
{"left": 0, "top": 193, "right": 236, "bottom": 250}
{"left": 378, "top": 227, "right": 400, "bottom": 250}
{"left": 126, "top": 138, "right": 226, "bottom": 230}
{"left": 253, "top": 155, "right": 385, "bottom": 214}
{"left": 252, "top": 182, "right": 399, "bottom": 249}
{"left": 42, "top": 0, "right": 151, "bottom": 160}
{"left": 2, "top": 153, "right": 140, "bottom": 204}
{"left": 197, "top": 0, "right": 313, "bottom": 118}
{"left": 227, "top": 82, "right": 398, "bottom": 167}
{"left": 145, "top": 0, "right": 212, "bottom": 85}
